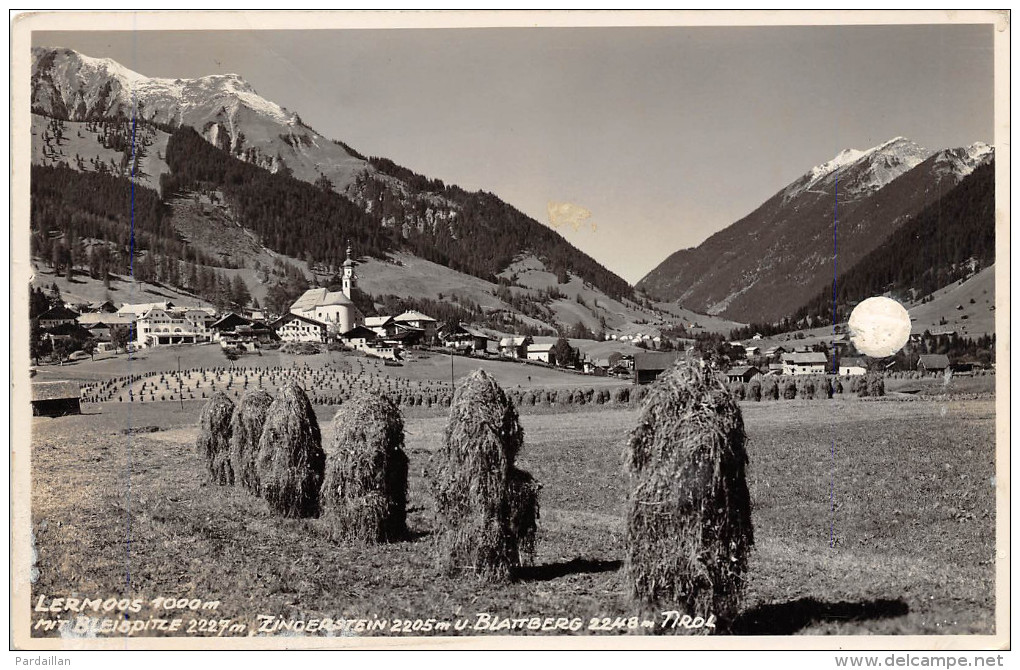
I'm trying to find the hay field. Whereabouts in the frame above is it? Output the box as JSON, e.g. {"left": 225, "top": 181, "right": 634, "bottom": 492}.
{"left": 38, "top": 345, "right": 618, "bottom": 393}
{"left": 28, "top": 396, "right": 995, "bottom": 638}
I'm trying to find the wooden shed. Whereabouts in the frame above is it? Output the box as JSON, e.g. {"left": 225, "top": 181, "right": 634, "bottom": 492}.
{"left": 633, "top": 351, "right": 681, "bottom": 385}
{"left": 31, "top": 381, "right": 81, "bottom": 417}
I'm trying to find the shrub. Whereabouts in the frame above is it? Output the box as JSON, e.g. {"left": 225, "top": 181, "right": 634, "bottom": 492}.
{"left": 197, "top": 392, "right": 234, "bottom": 485}
{"left": 427, "top": 369, "right": 540, "bottom": 581}
{"left": 280, "top": 342, "right": 323, "bottom": 356}
{"left": 255, "top": 381, "right": 326, "bottom": 518}
{"left": 228, "top": 389, "right": 275, "bottom": 495}
{"left": 623, "top": 355, "right": 753, "bottom": 627}
{"left": 320, "top": 392, "right": 408, "bottom": 543}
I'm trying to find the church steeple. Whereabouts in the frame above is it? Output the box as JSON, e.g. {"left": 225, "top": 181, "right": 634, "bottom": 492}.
{"left": 341, "top": 242, "right": 358, "bottom": 299}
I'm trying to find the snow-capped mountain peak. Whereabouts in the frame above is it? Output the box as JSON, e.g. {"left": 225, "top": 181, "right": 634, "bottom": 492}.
{"left": 927, "top": 141, "right": 995, "bottom": 181}
{"left": 31, "top": 46, "right": 369, "bottom": 190}
{"left": 786, "top": 136, "right": 934, "bottom": 200}
{"left": 967, "top": 141, "right": 993, "bottom": 162}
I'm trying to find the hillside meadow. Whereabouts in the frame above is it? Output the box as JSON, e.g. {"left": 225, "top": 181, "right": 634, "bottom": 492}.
{"left": 27, "top": 392, "right": 996, "bottom": 639}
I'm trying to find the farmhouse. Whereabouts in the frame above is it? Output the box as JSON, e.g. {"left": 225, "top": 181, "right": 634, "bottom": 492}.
{"left": 499, "top": 336, "right": 533, "bottom": 359}
{"left": 84, "top": 300, "right": 117, "bottom": 314}
{"left": 839, "top": 357, "right": 868, "bottom": 376}
{"left": 289, "top": 244, "right": 364, "bottom": 334}
{"left": 526, "top": 343, "right": 556, "bottom": 363}
{"left": 918, "top": 354, "right": 951, "bottom": 376}
{"left": 782, "top": 352, "right": 828, "bottom": 375}
{"left": 383, "top": 328, "right": 425, "bottom": 347}
{"left": 37, "top": 305, "right": 80, "bottom": 329}
{"left": 211, "top": 313, "right": 276, "bottom": 350}
{"left": 633, "top": 351, "right": 681, "bottom": 385}
{"left": 439, "top": 323, "right": 491, "bottom": 352}
{"left": 210, "top": 313, "right": 252, "bottom": 341}
{"left": 726, "top": 366, "right": 760, "bottom": 383}
{"left": 365, "top": 316, "right": 398, "bottom": 338}
{"left": 273, "top": 313, "right": 328, "bottom": 343}
{"left": 583, "top": 358, "right": 611, "bottom": 376}
{"left": 80, "top": 320, "right": 113, "bottom": 344}
{"left": 31, "top": 381, "right": 81, "bottom": 417}
{"left": 394, "top": 310, "right": 438, "bottom": 342}
{"left": 763, "top": 346, "right": 786, "bottom": 360}
{"left": 42, "top": 322, "right": 91, "bottom": 346}
{"left": 226, "top": 323, "right": 276, "bottom": 350}
{"left": 340, "top": 325, "right": 378, "bottom": 351}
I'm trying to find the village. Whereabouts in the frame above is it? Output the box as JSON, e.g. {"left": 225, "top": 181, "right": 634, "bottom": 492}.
{"left": 30, "top": 244, "right": 968, "bottom": 408}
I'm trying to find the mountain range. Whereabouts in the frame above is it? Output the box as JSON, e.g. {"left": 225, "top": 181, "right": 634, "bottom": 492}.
{"left": 637, "top": 136, "right": 993, "bottom": 323}
{"left": 29, "top": 46, "right": 995, "bottom": 336}
{"left": 29, "top": 46, "right": 701, "bottom": 341}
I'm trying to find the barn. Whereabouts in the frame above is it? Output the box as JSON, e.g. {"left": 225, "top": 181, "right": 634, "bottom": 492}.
{"left": 918, "top": 354, "right": 951, "bottom": 376}
{"left": 782, "top": 351, "right": 828, "bottom": 375}
{"left": 839, "top": 357, "right": 868, "bottom": 376}
{"left": 633, "top": 351, "right": 681, "bottom": 385}
{"left": 526, "top": 342, "right": 556, "bottom": 364}
{"left": 32, "top": 381, "right": 81, "bottom": 417}
{"left": 726, "top": 365, "right": 760, "bottom": 383}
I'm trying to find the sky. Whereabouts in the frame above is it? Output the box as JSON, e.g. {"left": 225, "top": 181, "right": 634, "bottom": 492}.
{"left": 33, "top": 23, "right": 995, "bottom": 284}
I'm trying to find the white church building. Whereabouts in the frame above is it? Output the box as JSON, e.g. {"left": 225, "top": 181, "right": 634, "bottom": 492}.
{"left": 288, "top": 244, "right": 365, "bottom": 335}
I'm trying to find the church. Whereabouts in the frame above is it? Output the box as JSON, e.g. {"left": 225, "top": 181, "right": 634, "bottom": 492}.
{"left": 288, "top": 244, "right": 364, "bottom": 334}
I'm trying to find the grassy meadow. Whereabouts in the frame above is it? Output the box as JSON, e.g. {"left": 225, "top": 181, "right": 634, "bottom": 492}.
{"left": 28, "top": 386, "right": 996, "bottom": 638}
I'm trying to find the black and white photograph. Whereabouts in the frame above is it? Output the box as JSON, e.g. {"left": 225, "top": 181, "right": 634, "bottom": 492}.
{"left": 9, "top": 10, "right": 1010, "bottom": 656}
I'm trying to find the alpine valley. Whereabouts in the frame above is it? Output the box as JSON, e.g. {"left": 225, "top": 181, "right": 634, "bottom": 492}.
{"left": 29, "top": 46, "right": 995, "bottom": 339}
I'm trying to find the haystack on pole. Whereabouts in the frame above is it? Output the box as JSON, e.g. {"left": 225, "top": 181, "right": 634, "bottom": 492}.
{"left": 197, "top": 392, "right": 235, "bottom": 485}
{"left": 255, "top": 381, "right": 325, "bottom": 518}
{"left": 228, "top": 389, "right": 275, "bottom": 495}
{"left": 320, "top": 392, "right": 408, "bottom": 543}
{"left": 428, "top": 369, "right": 540, "bottom": 581}
{"left": 623, "top": 353, "right": 753, "bottom": 629}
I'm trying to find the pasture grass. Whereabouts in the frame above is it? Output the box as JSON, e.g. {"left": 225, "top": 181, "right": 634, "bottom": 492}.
{"left": 28, "top": 397, "right": 995, "bottom": 637}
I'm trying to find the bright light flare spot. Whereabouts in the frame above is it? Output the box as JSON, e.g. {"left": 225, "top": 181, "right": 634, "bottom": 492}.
{"left": 848, "top": 296, "right": 911, "bottom": 357}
